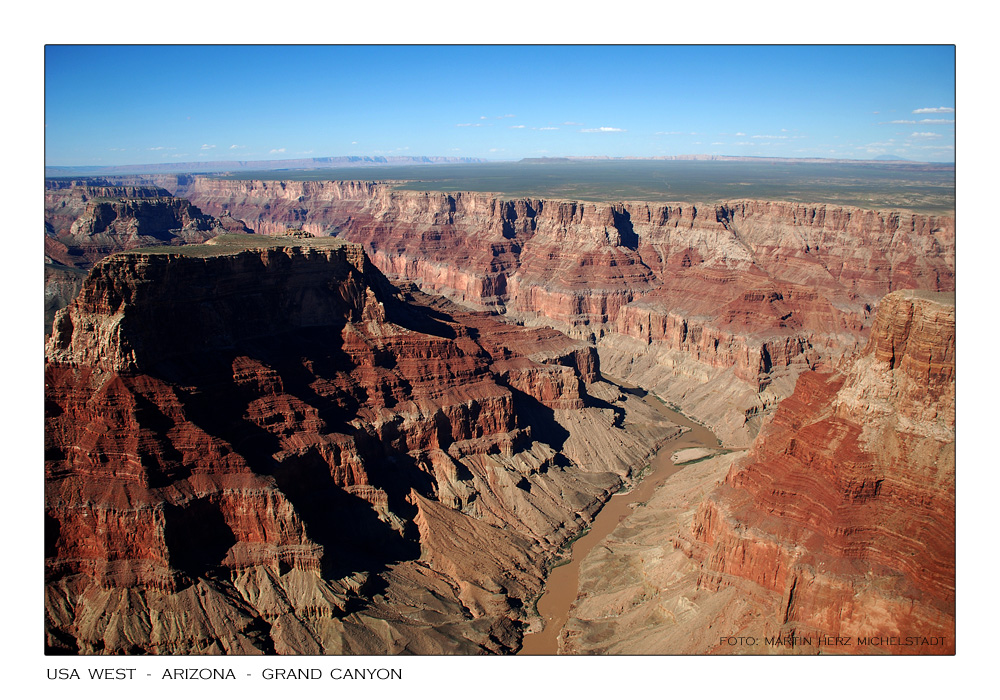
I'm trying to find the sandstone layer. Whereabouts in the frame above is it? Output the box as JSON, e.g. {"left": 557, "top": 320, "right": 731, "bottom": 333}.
{"left": 561, "top": 290, "right": 955, "bottom": 654}
{"left": 45, "top": 235, "right": 679, "bottom": 654}
{"left": 126, "top": 177, "right": 954, "bottom": 444}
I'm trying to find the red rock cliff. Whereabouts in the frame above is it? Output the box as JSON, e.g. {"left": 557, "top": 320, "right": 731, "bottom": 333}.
{"left": 681, "top": 290, "right": 955, "bottom": 653}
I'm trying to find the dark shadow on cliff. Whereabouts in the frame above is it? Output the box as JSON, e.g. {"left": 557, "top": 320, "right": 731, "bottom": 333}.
{"left": 612, "top": 209, "right": 639, "bottom": 249}
{"left": 163, "top": 498, "right": 238, "bottom": 578}
{"left": 271, "top": 449, "right": 420, "bottom": 581}
{"left": 144, "top": 328, "right": 425, "bottom": 583}
{"left": 579, "top": 389, "right": 626, "bottom": 428}
{"left": 506, "top": 385, "right": 571, "bottom": 460}
{"left": 131, "top": 389, "right": 192, "bottom": 488}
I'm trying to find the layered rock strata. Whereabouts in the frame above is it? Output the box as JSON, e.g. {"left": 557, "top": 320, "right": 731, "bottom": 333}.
{"left": 45, "top": 236, "right": 678, "bottom": 654}
{"left": 561, "top": 290, "right": 955, "bottom": 654}
{"left": 137, "top": 177, "right": 954, "bottom": 444}
{"left": 44, "top": 179, "right": 249, "bottom": 269}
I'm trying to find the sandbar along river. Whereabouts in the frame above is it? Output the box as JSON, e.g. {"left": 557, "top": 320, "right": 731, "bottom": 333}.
{"left": 518, "top": 381, "right": 721, "bottom": 655}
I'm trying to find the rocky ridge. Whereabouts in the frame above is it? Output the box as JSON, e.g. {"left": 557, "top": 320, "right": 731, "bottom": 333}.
{"left": 44, "top": 236, "right": 679, "bottom": 654}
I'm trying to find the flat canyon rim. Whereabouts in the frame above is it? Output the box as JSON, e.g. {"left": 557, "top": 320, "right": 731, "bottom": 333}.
{"left": 207, "top": 160, "right": 956, "bottom": 215}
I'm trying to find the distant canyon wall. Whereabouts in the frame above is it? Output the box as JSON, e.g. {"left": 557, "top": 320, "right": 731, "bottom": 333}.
{"left": 145, "top": 177, "right": 954, "bottom": 444}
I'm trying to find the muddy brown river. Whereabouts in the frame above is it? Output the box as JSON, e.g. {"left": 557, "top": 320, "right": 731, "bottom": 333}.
{"left": 518, "top": 381, "right": 721, "bottom": 655}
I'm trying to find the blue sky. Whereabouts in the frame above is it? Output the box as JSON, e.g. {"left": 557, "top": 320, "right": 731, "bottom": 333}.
{"left": 44, "top": 45, "right": 956, "bottom": 165}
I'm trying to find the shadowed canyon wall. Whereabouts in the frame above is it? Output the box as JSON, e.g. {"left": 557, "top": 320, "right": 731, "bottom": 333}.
{"left": 44, "top": 238, "right": 679, "bottom": 654}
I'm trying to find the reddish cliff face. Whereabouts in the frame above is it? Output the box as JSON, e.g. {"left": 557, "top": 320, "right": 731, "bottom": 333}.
{"left": 45, "top": 236, "right": 672, "bottom": 654}
{"left": 681, "top": 290, "right": 955, "bottom": 653}
{"left": 559, "top": 290, "right": 954, "bottom": 655}
{"left": 154, "top": 177, "right": 954, "bottom": 443}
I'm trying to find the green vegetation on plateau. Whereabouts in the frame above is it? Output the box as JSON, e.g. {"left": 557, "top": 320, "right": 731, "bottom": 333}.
{"left": 126, "top": 234, "right": 348, "bottom": 258}
{"left": 215, "top": 160, "right": 955, "bottom": 215}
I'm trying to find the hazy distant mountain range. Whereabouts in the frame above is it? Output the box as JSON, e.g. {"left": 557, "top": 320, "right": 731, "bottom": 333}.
{"left": 520, "top": 154, "right": 937, "bottom": 165}
{"left": 45, "top": 153, "right": 951, "bottom": 178}
{"left": 44, "top": 155, "right": 488, "bottom": 177}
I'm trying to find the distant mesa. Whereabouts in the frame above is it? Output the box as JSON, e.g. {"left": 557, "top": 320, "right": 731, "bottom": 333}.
{"left": 519, "top": 154, "right": 942, "bottom": 166}
{"left": 519, "top": 157, "right": 574, "bottom": 164}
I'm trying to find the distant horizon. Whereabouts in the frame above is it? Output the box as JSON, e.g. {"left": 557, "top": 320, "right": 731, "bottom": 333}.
{"left": 45, "top": 46, "right": 956, "bottom": 167}
{"left": 44, "top": 151, "right": 954, "bottom": 176}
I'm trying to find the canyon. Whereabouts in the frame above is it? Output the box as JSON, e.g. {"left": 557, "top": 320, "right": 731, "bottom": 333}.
{"left": 43, "top": 175, "right": 956, "bottom": 655}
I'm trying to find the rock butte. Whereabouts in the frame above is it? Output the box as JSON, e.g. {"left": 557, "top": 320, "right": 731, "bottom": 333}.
{"left": 43, "top": 176, "right": 956, "bottom": 654}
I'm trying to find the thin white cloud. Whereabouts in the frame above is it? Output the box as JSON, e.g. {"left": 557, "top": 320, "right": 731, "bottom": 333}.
{"left": 562, "top": 121, "right": 583, "bottom": 126}
{"left": 581, "top": 126, "right": 625, "bottom": 133}
{"left": 735, "top": 132, "right": 746, "bottom": 136}
{"left": 148, "top": 146, "right": 170, "bottom": 151}
{"left": 913, "top": 107, "right": 955, "bottom": 114}
{"left": 456, "top": 123, "right": 486, "bottom": 128}
{"left": 509, "top": 125, "right": 526, "bottom": 129}
{"left": 655, "top": 131, "right": 682, "bottom": 135}
{"left": 884, "top": 120, "right": 917, "bottom": 124}
{"left": 910, "top": 132, "right": 942, "bottom": 139}
{"left": 480, "top": 116, "right": 487, "bottom": 120}
{"left": 920, "top": 118, "right": 955, "bottom": 124}
{"left": 496, "top": 114, "right": 516, "bottom": 119}
{"left": 229, "top": 144, "right": 246, "bottom": 149}
{"left": 200, "top": 144, "right": 216, "bottom": 150}
{"left": 269, "top": 148, "right": 286, "bottom": 154}
{"left": 537, "top": 127, "right": 559, "bottom": 131}
{"left": 711, "top": 142, "right": 724, "bottom": 145}
{"left": 752, "top": 134, "right": 789, "bottom": 139}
